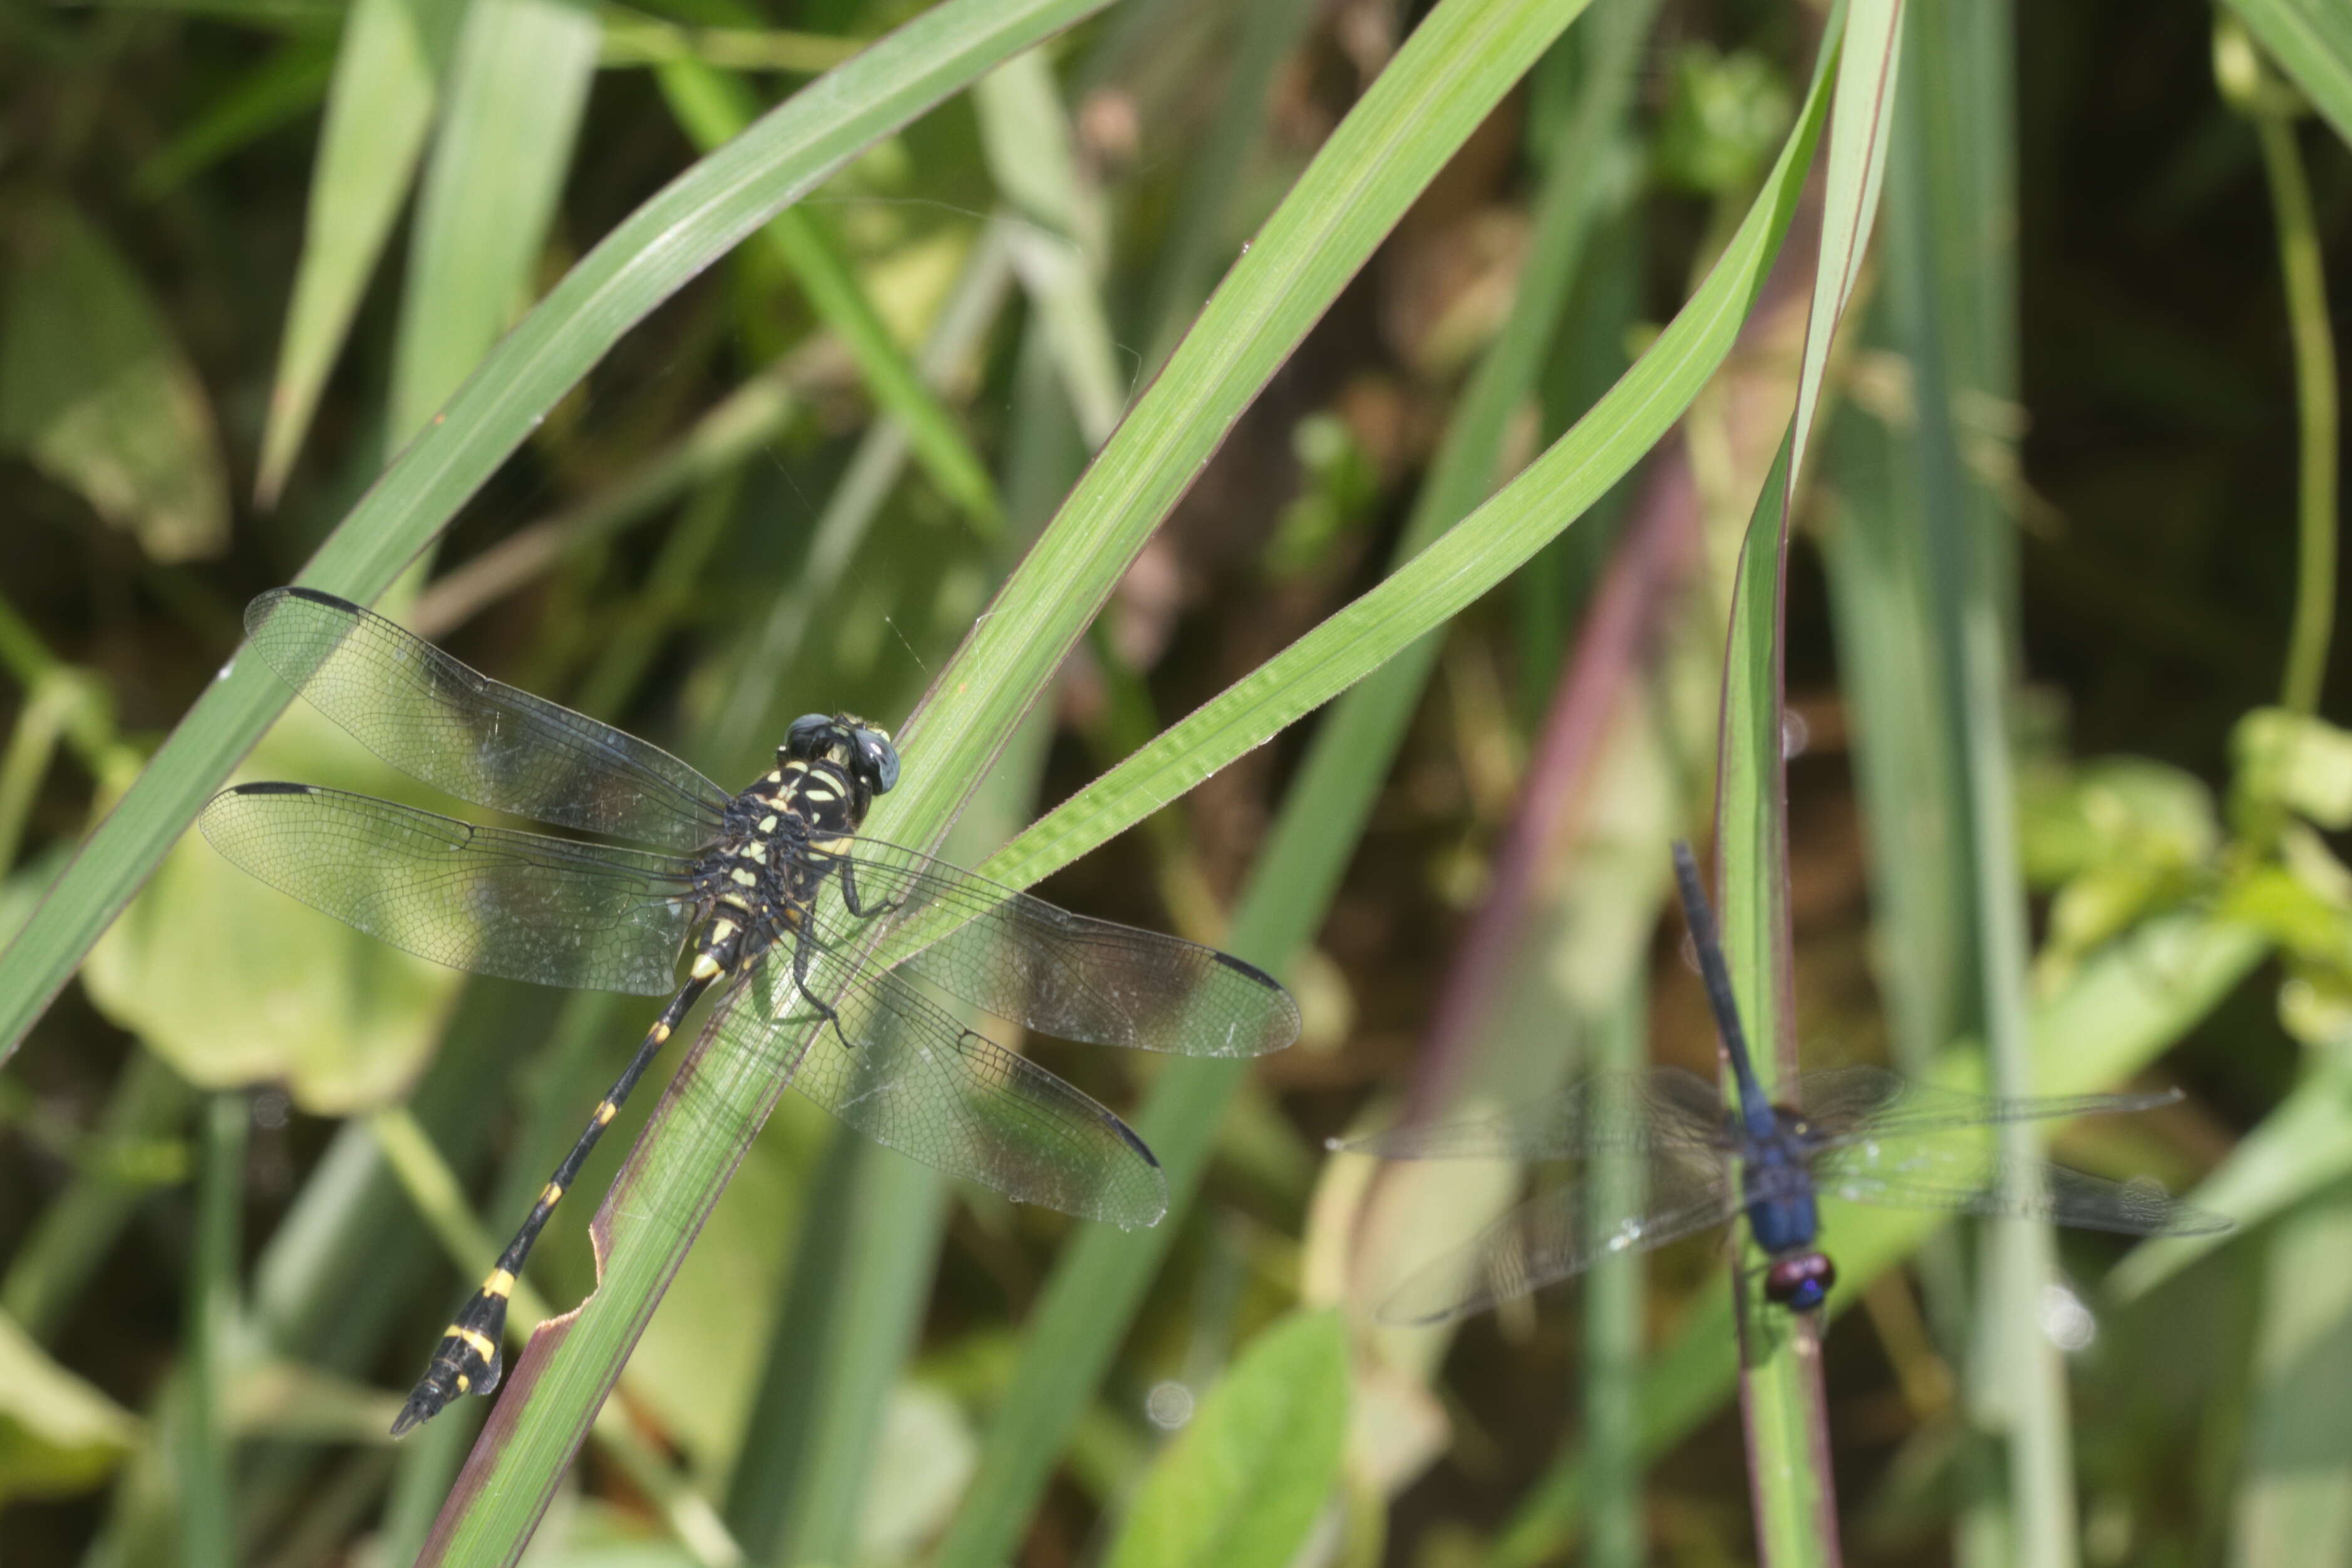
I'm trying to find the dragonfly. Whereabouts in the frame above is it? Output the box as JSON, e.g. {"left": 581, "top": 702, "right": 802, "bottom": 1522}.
{"left": 202, "top": 588, "right": 1300, "bottom": 1433}
{"left": 1333, "top": 840, "right": 2228, "bottom": 1326}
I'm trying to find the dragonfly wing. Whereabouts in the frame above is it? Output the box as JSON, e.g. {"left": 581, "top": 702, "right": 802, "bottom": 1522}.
{"left": 1333, "top": 1069, "right": 1728, "bottom": 1161}
{"left": 244, "top": 589, "right": 730, "bottom": 848}
{"left": 727, "top": 943, "right": 1170, "bottom": 1229}
{"left": 200, "top": 784, "right": 698, "bottom": 995}
{"left": 821, "top": 837, "right": 1299, "bottom": 1058}
{"left": 1795, "top": 1065, "right": 2185, "bottom": 1147}
{"left": 1374, "top": 1148, "right": 1737, "bottom": 1325}
{"left": 1812, "top": 1138, "right": 2231, "bottom": 1236}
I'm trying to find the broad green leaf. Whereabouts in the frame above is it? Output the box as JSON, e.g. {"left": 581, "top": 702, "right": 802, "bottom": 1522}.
{"left": 83, "top": 706, "right": 460, "bottom": 1113}
{"left": 0, "top": 199, "right": 229, "bottom": 562}
{"left": 1103, "top": 1311, "right": 1349, "bottom": 1568}
{"left": 388, "top": 0, "right": 602, "bottom": 445}
{"left": 2233, "top": 1173, "right": 2352, "bottom": 1563}
{"left": 256, "top": 0, "right": 467, "bottom": 504}
{"left": 2113, "top": 1062, "right": 2352, "bottom": 1301}
{"left": 2227, "top": 0, "right": 2352, "bottom": 147}
{"left": 0, "top": 0, "right": 1129, "bottom": 1066}
{"left": 0, "top": 1308, "right": 141, "bottom": 1503}
{"left": 2237, "top": 708, "right": 2352, "bottom": 830}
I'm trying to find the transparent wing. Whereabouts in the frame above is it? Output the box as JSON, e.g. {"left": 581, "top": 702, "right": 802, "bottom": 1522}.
{"left": 1812, "top": 1137, "right": 2232, "bottom": 1236}
{"left": 1790, "top": 1064, "right": 2184, "bottom": 1147}
{"left": 244, "top": 588, "right": 730, "bottom": 848}
{"left": 718, "top": 941, "right": 1170, "bottom": 1229}
{"left": 1332, "top": 1069, "right": 1731, "bottom": 1162}
{"left": 200, "top": 783, "right": 698, "bottom": 995}
{"left": 820, "top": 837, "right": 1299, "bottom": 1058}
{"left": 1374, "top": 1149, "right": 1738, "bottom": 1325}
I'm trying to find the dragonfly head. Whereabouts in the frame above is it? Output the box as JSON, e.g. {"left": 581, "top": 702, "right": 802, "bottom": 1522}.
{"left": 1762, "top": 1251, "right": 1835, "bottom": 1312}
{"left": 785, "top": 713, "right": 900, "bottom": 794}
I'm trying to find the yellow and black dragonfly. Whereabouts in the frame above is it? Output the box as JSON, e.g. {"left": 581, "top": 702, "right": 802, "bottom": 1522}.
{"left": 202, "top": 589, "right": 1299, "bottom": 1433}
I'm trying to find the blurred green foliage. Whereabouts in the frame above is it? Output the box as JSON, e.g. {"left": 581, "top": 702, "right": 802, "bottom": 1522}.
{"left": 0, "top": 0, "right": 2348, "bottom": 1564}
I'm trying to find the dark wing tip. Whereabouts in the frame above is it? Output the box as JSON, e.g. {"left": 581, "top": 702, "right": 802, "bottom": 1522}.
{"left": 1208, "top": 951, "right": 1303, "bottom": 1055}
{"left": 279, "top": 585, "right": 359, "bottom": 611}
{"left": 1211, "top": 949, "right": 1282, "bottom": 989}
{"left": 1112, "top": 1115, "right": 1161, "bottom": 1170}
{"left": 226, "top": 780, "right": 316, "bottom": 796}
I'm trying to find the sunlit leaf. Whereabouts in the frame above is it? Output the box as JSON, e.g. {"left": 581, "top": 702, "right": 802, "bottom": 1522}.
{"left": 0, "top": 1308, "right": 141, "bottom": 1504}
{"left": 1102, "top": 1311, "right": 1349, "bottom": 1568}
{"left": 0, "top": 199, "right": 229, "bottom": 561}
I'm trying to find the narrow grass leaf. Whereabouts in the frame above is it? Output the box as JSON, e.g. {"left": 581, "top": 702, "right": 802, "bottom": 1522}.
{"left": 255, "top": 0, "right": 466, "bottom": 504}
{"left": 0, "top": 0, "right": 1129, "bottom": 1066}
{"left": 969, "top": 30, "right": 1837, "bottom": 903}
{"left": 1718, "top": 6, "right": 1903, "bottom": 1560}
{"left": 1102, "top": 1310, "right": 1349, "bottom": 1568}
{"left": 421, "top": 14, "right": 1621, "bottom": 1547}
{"left": 656, "top": 55, "right": 1003, "bottom": 530}
{"left": 2112, "top": 1064, "right": 2352, "bottom": 1300}
{"left": 932, "top": 30, "right": 1835, "bottom": 1567}
{"left": 132, "top": 34, "right": 337, "bottom": 198}
{"left": 976, "top": 48, "right": 1125, "bottom": 445}
{"left": 387, "top": 0, "right": 602, "bottom": 445}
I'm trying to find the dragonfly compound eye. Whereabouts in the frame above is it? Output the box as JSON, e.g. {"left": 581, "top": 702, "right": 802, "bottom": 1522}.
{"left": 858, "top": 730, "right": 900, "bottom": 793}
{"left": 785, "top": 714, "right": 833, "bottom": 757}
{"left": 1763, "top": 1253, "right": 1835, "bottom": 1311}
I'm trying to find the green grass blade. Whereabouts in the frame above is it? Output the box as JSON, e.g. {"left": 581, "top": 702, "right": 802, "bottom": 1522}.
{"left": 725, "top": 729, "right": 1048, "bottom": 1564}
{"left": 977, "top": 49, "right": 1124, "bottom": 445}
{"left": 411, "top": 4, "right": 1612, "bottom": 1552}
{"left": 254, "top": 0, "right": 465, "bottom": 505}
{"left": 1877, "top": 3, "right": 2077, "bottom": 1560}
{"left": 1711, "top": 4, "right": 1899, "bottom": 1560}
{"left": 132, "top": 34, "right": 336, "bottom": 198}
{"left": 182, "top": 1093, "right": 247, "bottom": 1568}
{"left": 656, "top": 55, "right": 1004, "bottom": 532}
{"left": 927, "top": 39, "right": 1832, "bottom": 1565}
{"left": 1714, "top": 432, "right": 1839, "bottom": 1568}
{"left": 967, "top": 34, "right": 1836, "bottom": 904}
{"left": 0, "top": 0, "right": 1127, "bottom": 1066}
{"left": 1490, "top": 913, "right": 2271, "bottom": 1568}
{"left": 2113, "top": 1066, "right": 2352, "bottom": 1301}
{"left": 386, "top": 0, "right": 602, "bottom": 445}
{"left": 2226, "top": 0, "right": 2352, "bottom": 147}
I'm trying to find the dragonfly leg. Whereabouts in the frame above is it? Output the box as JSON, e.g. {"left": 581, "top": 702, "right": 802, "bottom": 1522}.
{"left": 391, "top": 969, "right": 718, "bottom": 1436}
{"left": 833, "top": 857, "right": 905, "bottom": 921}
{"left": 783, "top": 915, "right": 856, "bottom": 1052}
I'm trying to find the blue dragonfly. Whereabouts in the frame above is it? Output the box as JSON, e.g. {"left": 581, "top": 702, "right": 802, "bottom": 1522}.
{"left": 1335, "top": 842, "right": 2231, "bottom": 1325}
